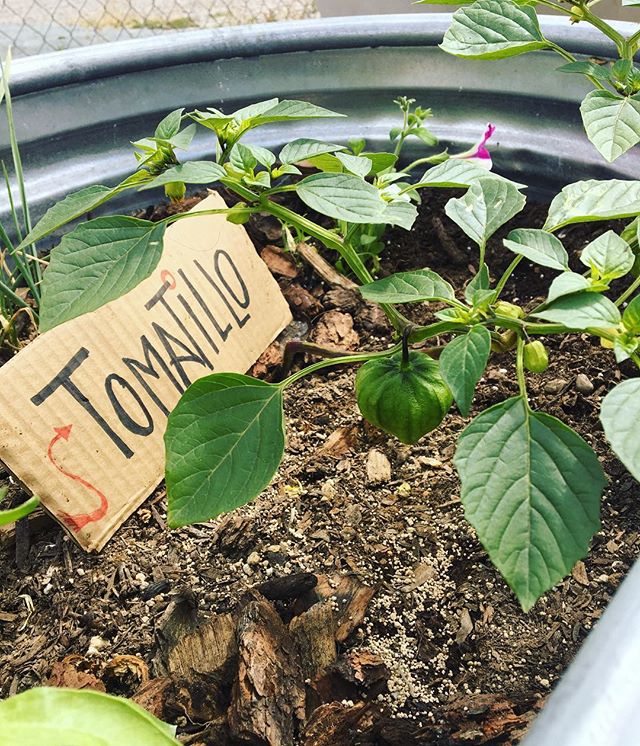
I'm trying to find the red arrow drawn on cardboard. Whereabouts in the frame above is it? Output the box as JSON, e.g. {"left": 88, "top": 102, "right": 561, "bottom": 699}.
{"left": 47, "top": 425, "right": 109, "bottom": 532}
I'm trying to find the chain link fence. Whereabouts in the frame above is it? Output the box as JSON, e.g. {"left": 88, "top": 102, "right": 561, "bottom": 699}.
{"left": 0, "top": 0, "right": 319, "bottom": 57}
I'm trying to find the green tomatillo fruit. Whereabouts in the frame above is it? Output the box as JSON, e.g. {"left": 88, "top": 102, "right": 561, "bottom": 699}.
{"left": 523, "top": 340, "right": 549, "bottom": 373}
{"left": 355, "top": 350, "right": 453, "bottom": 445}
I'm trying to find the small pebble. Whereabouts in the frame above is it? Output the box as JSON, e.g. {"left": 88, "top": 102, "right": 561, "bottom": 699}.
{"left": 544, "top": 378, "right": 568, "bottom": 394}
{"left": 576, "top": 373, "right": 594, "bottom": 395}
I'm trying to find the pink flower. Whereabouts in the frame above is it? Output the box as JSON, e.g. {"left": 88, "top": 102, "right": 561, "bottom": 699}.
{"left": 451, "top": 124, "right": 496, "bottom": 170}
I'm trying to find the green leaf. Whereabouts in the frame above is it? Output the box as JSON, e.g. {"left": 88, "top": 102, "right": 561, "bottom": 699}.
{"left": 0, "top": 687, "right": 179, "bottom": 745}
{"left": 454, "top": 396, "right": 605, "bottom": 611}
{"left": 279, "top": 138, "right": 345, "bottom": 164}
{"left": 230, "top": 142, "right": 275, "bottom": 170}
{"left": 379, "top": 200, "right": 418, "bottom": 231}
{"left": 439, "top": 326, "right": 491, "bottom": 416}
{"left": 623, "top": 295, "right": 640, "bottom": 334}
{"left": 250, "top": 99, "right": 346, "bottom": 126}
{"left": 40, "top": 217, "right": 165, "bottom": 332}
{"left": 580, "top": 91, "right": 640, "bottom": 163}
{"left": 359, "top": 268, "right": 455, "bottom": 304}
{"left": 296, "top": 173, "right": 387, "bottom": 224}
{"left": 440, "top": 0, "right": 548, "bottom": 60}
{"left": 532, "top": 292, "right": 621, "bottom": 329}
{"left": 165, "top": 373, "right": 284, "bottom": 528}
{"left": 544, "top": 179, "right": 640, "bottom": 231}
{"left": 600, "top": 379, "right": 640, "bottom": 483}
{"left": 334, "top": 152, "right": 373, "bottom": 178}
{"left": 503, "top": 228, "right": 568, "bottom": 271}
{"left": 557, "top": 61, "right": 611, "bottom": 82}
{"left": 465, "top": 262, "right": 491, "bottom": 303}
{"left": 364, "top": 152, "right": 398, "bottom": 174}
{"left": 580, "top": 230, "right": 634, "bottom": 279}
{"left": 445, "top": 178, "right": 526, "bottom": 247}
{"left": 547, "top": 272, "right": 591, "bottom": 302}
{"left": 138, "top": 162, "right": 226, "bottom": 190}
{"left": 417, "top": 160, "right": 526, "bottom": 189}
{"left": 154, "top": 108, "right": 184, "bottom": 139}
{"left": 19, "top": 185, "right": 116, "bottom": 248}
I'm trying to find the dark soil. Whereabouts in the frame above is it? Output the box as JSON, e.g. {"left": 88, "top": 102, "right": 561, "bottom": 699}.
{"left": 1, "top": 187, "right": 638, "bottom": 745}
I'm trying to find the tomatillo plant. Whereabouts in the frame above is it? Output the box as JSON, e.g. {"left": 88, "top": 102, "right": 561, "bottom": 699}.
{"left": 420, "top": 0, "right": 640, "bottom": 164}
{"left": 25, "top": 98, "right": 640, "bottom": 611}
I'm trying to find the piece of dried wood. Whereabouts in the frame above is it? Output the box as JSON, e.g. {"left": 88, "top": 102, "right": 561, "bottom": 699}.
{"left": 289, "top": 601, "right": 337, "bottom": 682}
{"left": 311, "top": 311, "right": 359, "bottom": 350}
{"left": 366, "top": 449, "right": 391, "bottom": 485}
{"left": 317, "top": 426, "right": 359, "bottom": 458}
{"left": 295, "top": 574, "right": 376, "bottom": 643}
{"left": 295, "top": 243, "right": 358, "bottom": 291}
{"left": 132, "top": 677, "right": 174, "bottom": 720}
{"left": 261, "top": 245, "right": 299, "bottom": 279}
{"left": 229, "top": 595, "right": 306, "bottom": 746}
{"left": 303, "top": 701, "right": 377, "bottom": 746}
{"left": 47, "top": 655, "right": 106, "bottom": 692}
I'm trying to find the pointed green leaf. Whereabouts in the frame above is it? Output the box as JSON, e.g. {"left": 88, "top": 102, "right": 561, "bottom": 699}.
{"left": 40, "top": 217, "right": 165, "bottom": 331}
{"left": 364, "top": 152, "right": 398, "bottom": 174}
{"left": 580, "top": 230, "right": 634, "bottom": 279}
{"left": 138, "top": 161, "right": 226, "bottom": 190}
{"left": 547, "top": 272, "right": 591, "bottom": 302}
{"left": 334, "top": 152, "right": 373, "bottom": 178}
{"left": 544, "top": 179, "right": 640, "bottom": 231}
{"left": 440, "top": 0, "right": 548, "bottom": 60}
{"left": 230, "top": 142, "right": 275, "bottom": 170}
{"left": 454, "top": 396, "right": 605, "bottom": 611}
{"left": 504, "top": 228, "right": 569, "bottom": 271}
{"left": 465, "top": 262, "right": 491, "bottom": 303}
{"left": 445, "top": 178, "right": 526, "bottom": 247}
{"left": 379, "top": 200, "right": 418, "bottom": 231}
{"left": 154, "top": 108, "right": 184, "bottom": 140}
{"left": 580, "top": 91, "right": 640, "bottom": 163}
{"left": 251, "top": 99, "right": 346, "bottom": 126}
{"left": 557, "top": 60, "right": 611, "bottom": 82}
{"left": 165, "top": 373, "right": 285, "bottom": 528}
{"left": 359, "top": 268, "right": 455, "bottom": 304}
{"left": 279, "top": 138, "right": 345, "bottom": 164}
{"left": 623, "top": 295, "right": 640, "bottom": 334}
{"left": 19, "top": 185, "right": 117, "bottom": 248}
{"left": 417, "top": 159, "right": 526, "bottom": 189}
{"left": 0, "top": 687, "right": 179, "bottom": 745}
{"left": 296, "top": 173, "right": 386, "bottom": 224}
{"left": 439, "top": 326, "right": 491, "bottom": 416}
{"left": 601, "top": 379, "right": 640, "bottom": 483}
{"left": 532, "top": 292, "right": 621, "bottom": 329}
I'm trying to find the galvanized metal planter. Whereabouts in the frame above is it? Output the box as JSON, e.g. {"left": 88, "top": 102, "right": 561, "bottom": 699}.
{"left": 1, "top": 15, "right": 639, "bottom": 744}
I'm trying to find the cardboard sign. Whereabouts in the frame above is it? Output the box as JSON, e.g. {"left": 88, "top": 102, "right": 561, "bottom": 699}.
{"left": 0, "top": 193, "right": 292, "bottom": 551}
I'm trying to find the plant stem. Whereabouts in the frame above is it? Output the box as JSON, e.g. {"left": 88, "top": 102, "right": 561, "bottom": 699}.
{"left": 280, "top": 343, "right": 402, "bottom": 389}
{"left": 0, "top": 495, "right": 40, "bottom": 526}
{"left": 516, "top": 336, "right": 529, "bottom": 404}
{"left": 408, "top": 320, "right": 464, "bottom": 344}
{"left": 402, "top": 153, "right": 448, "bottom": 174}
{"left": 0, "top": 278, "right": 29, "bottom": 309}
{"left": 616, "top": 274, "right": 640, "bottom": 306}
{"left": 494, "top": 255, "right": 523, "bottom": 299}
{"left": 580, "top": 6, "right": 627, "bottom": 56}
{"left": 156, "top": 206, "right": 255, "bottom": 227}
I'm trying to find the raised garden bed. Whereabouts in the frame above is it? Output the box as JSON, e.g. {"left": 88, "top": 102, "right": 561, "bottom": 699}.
{"left": 1, "top": 11, "right": 640, "bottom": 746}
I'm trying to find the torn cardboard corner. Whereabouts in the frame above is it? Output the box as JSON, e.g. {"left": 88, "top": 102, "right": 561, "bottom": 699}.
{"left": 0, "top": 192, "right": 292, "bottom": 552}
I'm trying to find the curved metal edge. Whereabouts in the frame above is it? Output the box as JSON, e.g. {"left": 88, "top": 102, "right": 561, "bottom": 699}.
{"left": 522, "top": 558, "right": 640, "bottom": 746}
{"left": 9, "top": 13, "right": 638, "bottom": 95}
